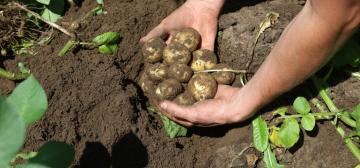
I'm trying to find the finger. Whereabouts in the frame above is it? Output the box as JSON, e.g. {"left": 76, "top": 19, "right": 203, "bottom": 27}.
{"left": 140, "top": 24, "right": 167, "bottom": 42}
{"left": 214, "top": 85, "right": 239, "bottom": 98}
{"left": 159, "top": 101, "right": 198, "bottom": 122}
{"left": 197, "top": 25, "right": 217, "bottom": 50}
{"left": 165, "top": 31, "right": 175, "bottom": 45}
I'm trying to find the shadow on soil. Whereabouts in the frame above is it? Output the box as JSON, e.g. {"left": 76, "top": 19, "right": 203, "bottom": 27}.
{"left": 76, "top": 132, "right": 148, "bottom": 168}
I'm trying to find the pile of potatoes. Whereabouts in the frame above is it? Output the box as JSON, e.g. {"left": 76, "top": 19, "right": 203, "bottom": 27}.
{"left": 139, "top": 28, "right": 235, "bottom": 106}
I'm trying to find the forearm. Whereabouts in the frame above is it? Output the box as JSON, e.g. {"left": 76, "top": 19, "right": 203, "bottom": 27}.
{"left": 235, "top": 0, "right": 360, "bottom": 118}
{"left": 188, "top": 0, "right": 225, "bottom": 15}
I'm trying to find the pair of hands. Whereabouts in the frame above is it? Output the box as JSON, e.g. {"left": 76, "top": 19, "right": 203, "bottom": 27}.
{"left": 141, "top": 0, "right": 255, "bottom": 127}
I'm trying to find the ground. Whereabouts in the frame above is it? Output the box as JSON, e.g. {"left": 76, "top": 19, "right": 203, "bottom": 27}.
{"left": 0, "top": 0, "right": 359, "bottom": 167}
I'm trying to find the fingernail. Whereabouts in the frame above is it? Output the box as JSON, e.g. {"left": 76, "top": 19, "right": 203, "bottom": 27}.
{"left": 160, "top": 102, "right": 167, "bottom": 109}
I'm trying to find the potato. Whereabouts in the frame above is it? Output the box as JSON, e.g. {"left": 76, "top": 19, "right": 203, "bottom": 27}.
{"left": 191, "top": 49, "right": 217, "bottom": 71}
{"left": 174, "top": 92, "right": 196, "bottom": 105}
{"left": 142, "top": 37, "right": 166, "bottom": 63}
{"left": 172, "top": 28, "right": 200, "bottom": 52}
{"left": 211, "top": 64, "right": 235, "bottom": 85}
{"left": 163, "top": 43, "right": 191, "bottom": 65}
{"left": 188, "top": 73, "right": 217, "bottom": 101}
{"left": 155, "top": 79, "right": 183, "bottom": 100}
{"left": 146, "top": 63, "right": 168, "bottom": 82}
{"left": 139, "top": 72, "right": 155, "bottom": 95}
{"left": 168, "top": 63, "right": 193, "bottom": 83}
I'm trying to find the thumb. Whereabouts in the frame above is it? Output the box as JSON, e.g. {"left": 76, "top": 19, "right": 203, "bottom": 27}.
{"left": 140, "top": 24, "right": 167, "bottom": 43}
{"left": 160, "top": 101, "right": 197, "bottom": 121}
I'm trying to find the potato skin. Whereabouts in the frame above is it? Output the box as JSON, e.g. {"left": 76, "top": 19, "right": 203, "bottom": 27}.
{"left": 146, "top": 63, "right": 168, "bottom": 82}
{"left": 211, "top": 64, "right": 235, "bottom": 85}
{"left": 139, "top": 72, "right": 155, "bottom": 95}
{"left": 168, "top": 63, "right": 193, "bottom": 83}
{"left": 155, "top": 79, "right": 183, "bottom": 100}
{"left": 188, "top": 73, "right": 217, "bottom": 101}
{"left": 142, "top": 37, "right": 166, "bottom": 63}
{"left": 191, "top": 49, "right": 217, "bottom": 71}
{"left": 174, "top": 92, "right": 196, "bottom": 105}
{"left": 163, "top": 43, "right": 191, "bottom": 65}
{"left": 172, "top": 28, "right": 200, "bottom": 52}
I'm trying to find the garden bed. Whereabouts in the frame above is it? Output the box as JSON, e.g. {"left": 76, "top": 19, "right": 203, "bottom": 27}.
{"left": 0, "top": 0, "right": 359, "bottom": 167}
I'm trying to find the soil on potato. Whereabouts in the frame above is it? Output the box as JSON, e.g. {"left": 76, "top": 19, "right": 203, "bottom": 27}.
{"left": 0, "top": 0, "right": 359, "bottom": 167}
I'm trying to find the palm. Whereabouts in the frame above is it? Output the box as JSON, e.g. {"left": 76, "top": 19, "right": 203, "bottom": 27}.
{"left": 141, "top": 0, "right": 218, "bottom": 50}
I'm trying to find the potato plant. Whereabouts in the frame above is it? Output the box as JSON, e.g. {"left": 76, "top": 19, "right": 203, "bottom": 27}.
{"left": 0, "top": 75, "right": 74, "bottom": 168}
{"left": 58, "top": 31, "right": 121, "bottom": 56}
{"left": 140, "top": 28, "right": 240, "bottom": 138}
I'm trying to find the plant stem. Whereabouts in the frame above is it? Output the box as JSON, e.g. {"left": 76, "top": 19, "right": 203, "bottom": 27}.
{"left": 312, "top": 75, "right": 360, "bottom": 162}
{"left": 0, "top": 67, "right": 30, "bottom": 80}
{"left": 278, "top": 112, "right": 336, "bottom": 119}
{"left": 351, "top": 71, "right": 360, "bottom": 80}
{"left": 345, "top": 138, "right": 360, "bottom": 161}
{"left": 195, "top": 69, "right": 247, "bottom": 74}
{"left": 12, "top": 2, "right": 75, "bottom": 38}
{"left": 311, "top": 76, "right": 356, "bottom": 127}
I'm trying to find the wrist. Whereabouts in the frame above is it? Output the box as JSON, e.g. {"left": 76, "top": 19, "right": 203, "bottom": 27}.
{"left": 187, "top": 0, "right": 225, "bottom": 15}
{"left": 231, "top": 83, "right": 270, "bottom": 122}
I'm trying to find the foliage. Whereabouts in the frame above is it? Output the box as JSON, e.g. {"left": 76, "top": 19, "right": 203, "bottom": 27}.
{"left": 58, "top": 32, "right": 121, "bottom": 56}
{"left": 252, "top": 92, "right": 360, "bottom": 165}
{"left": 0, "top": 75, "right": 74, "bottom": 167}
{"left": 33, "top": 0, "right": 65, "bottom": 22}
{"left": 263, "top": 146, "right": 284, "bottom": 168}
{"left": 147, "top": 107, "right": 187, "bottom": 138}
{"left": 252, "top": 116, "right": 268, "bottom": 152}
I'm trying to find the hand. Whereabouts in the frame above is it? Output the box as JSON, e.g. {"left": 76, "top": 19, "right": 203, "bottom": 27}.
{"left": 140, "top": 0, "right": 224, "bottom": 50}
{"left": 158, "top": 85, "right": 256, "bottom": 127}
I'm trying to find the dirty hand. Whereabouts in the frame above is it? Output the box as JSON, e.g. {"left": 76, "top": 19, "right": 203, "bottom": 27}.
{"left": 140, "top": 0, "right": 225, "bottom": 50}
{"left": 158, "top": 85, "right": 256, "bottom": 127}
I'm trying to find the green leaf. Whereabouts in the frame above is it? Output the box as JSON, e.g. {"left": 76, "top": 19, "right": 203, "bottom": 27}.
{"left": 29, "top": 141, "right": 75, "bottom": 168}
{"left": 98, "top": 44, "right": 118, "bottom": 54}
{"left": 278, "top": 118, "right": 300, "bottom": 149}
{"left": 41, "top": 0, "right": 64, "bottom": 22}
{"left": 273, "top": 107, "right": 288, "bottom": 116}
{"left": 352, "top": 104, "right": 360, "bottom": 121}
{"left": 252, "top": 116, "right": 269, "bottom": 152}
{"left": 0, "top": 102, "right": 26, "bottom": 168}
{"left": 147, "top": 107, "right": 187, "bottom": 138}
{"left": 301, "top": 114, "right": 316, "bottom": 131}
{"left": 356, "top": 120, "right": 360, "bottom": 136}
{"left": 92, "top": 32, "right": 120, "bottom": 45}
{"left": 293, "top": 97, "right": 311, "bottom": 114}
{"left": 97, "top": 0, "right": 104, "bottom": 5}
{"left": 36, "top": 0, "right": 50, "bottom": 5}
{"left": 159, "top": 113, "right": 187, "bottom": 138}
{"left": 6, "top": 75, "right": 48, "bottom": 125}
{"left": 263, "top": 145, "right": 284, "bottom": 168}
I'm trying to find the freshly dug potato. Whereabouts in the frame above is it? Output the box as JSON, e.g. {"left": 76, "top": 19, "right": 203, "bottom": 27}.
{"left": 188, "top": 73, "right": 217, "bottom": 101}
{"left": 146, "top": 63, "right": 168, "bottom": 82}
{"left": 139, "top": 72, "right": 155, "bottom": 95}
{"left": 155, "top": 79, "right": 183, "bottom": 100}
{"left": 174, "top": 92, "right": 196, "bottom": 105}
{"left": 172, "top": 28, "right": 200, "bottom": 52}
{"left": 168, "top": 63, "right": 193, "bottom": 83}
{"left": 163, "top": 43, "right": 191, "bottom": 65}
{"left": 191, "top": 49, "right": 217, "bottom": 71}
{"left": 211, "top": 64, "right": 235, "bottom": 85}
{"left": 142, "top": 37, "right": 166, "bottom": 63}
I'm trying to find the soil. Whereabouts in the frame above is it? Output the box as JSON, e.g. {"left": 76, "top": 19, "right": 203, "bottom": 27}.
{"left": 0, "top": 0, "right": 359, "bottom": 167}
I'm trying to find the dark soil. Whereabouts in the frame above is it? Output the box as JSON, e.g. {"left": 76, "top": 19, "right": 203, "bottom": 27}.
{"left": 0, "top": 0, "right": 359, "bottom": 167}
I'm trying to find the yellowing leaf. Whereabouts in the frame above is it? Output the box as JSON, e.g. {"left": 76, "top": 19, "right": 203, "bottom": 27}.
{"left": 269, "top": 126, "right": 283, "bottom": 147}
